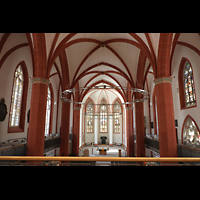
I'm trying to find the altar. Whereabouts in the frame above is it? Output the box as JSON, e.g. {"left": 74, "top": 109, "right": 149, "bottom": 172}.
{"left": 97, "top": 147, "right": 109, "bottom": 155}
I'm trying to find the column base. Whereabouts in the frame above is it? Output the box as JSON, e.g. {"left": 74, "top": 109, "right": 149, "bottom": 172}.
{"left": 94, "top": 143, "right": 98, "bottom": 147}
{"left": 109, "top": 144, "right": 113, "bottom": 147}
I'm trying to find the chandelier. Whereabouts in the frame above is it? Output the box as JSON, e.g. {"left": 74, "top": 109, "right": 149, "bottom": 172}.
{"left": 60, "top": 85, "right": 149, "bottom": 105}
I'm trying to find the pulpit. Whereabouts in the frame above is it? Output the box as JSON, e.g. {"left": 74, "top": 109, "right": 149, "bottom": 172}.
{"left": 100, "top": 136, "right": 107, "bottom": 144}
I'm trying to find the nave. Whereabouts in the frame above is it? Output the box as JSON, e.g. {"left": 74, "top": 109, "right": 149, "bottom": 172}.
{"left": 1, "top": 33, "right": 200, "bottom": 166}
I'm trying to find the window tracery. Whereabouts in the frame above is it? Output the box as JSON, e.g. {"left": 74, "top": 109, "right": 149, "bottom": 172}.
{"left": 45, "top": 86, "right": 51, "bottom": 136}
{"left": 86, "top": 103, "right": 94, "bottom": 133}
{"left": 183, "top": 61, "right": 196, "bottom": 107}
{"left": 183, "top": 116, "right": 200, "bottom": 145}
{"left": 113, "top": 101, "right": 121, "bottom": 133}
{"left": 99, "top": 100, "right": 108, "bottom": 133}
{"left": 9, "top": 65, "right": 23, "bottom": 127}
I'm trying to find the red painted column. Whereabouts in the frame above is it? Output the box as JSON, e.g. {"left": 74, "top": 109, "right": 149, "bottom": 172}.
{"left": 60, "top": 100, "right": 70, "bottom": 156}
{"left": 71, "top": 82, "right": 80, "bottom": 156}
{"left": 135, "top": 106, "right": 145, "bottom": 157}
{"left": 72, "top": 106, "right": 80, "bottom": 156}
{"left": 27, "top": 77, "right": 49, "bottom": 156}
{"left": 135, "top": 94, "right": 145, "bottom": 157}
{"left": 154, "top": 77, "right": 178, "bottom": 157}
{"left": 126, "top": 82, "right": 134, "bottom": 157}
{"left": 126, "top": 107, "right": 134, "bottom": 157}
{"left": 59, "top": 51, "right": 71, "bottom": 157}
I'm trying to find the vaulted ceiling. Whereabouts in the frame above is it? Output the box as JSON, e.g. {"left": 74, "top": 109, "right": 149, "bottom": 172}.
{"left": 48, "top": 33, "right": 155, "bottom": 90}
{"left": 1, "top": 33, "right": 200, "bottom": 102}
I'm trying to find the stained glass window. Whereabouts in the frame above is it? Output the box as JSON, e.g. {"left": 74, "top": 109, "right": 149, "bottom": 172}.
{"left": 86, "top": 103, "right": 94, "bottom": 133}
{"left": 9, "top": 65, "right": 24, "bottom": 127}
{"left": 113, "top": 101, "right": 121, "bottom": 133}
{"left": 184, "top": 61, "right": 196, "bottom": 107}
{"left": 45, "top": 86, "right": 51, "bottom": 136}
{"left": 100, "top": 102, "right": 108, "bottom": 133}
{"left": 183, "top": 116, "right": 200, "bottom": 145}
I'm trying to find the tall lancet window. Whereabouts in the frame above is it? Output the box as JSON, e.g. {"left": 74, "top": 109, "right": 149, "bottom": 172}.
{"left": 45, "top": 86, "right": 51, "bottom": 136}
{"left": 86, "top": 102, "right": 94, "bottom": 133}
{"left": 9, "top": 65, "right": 24, "bottom": 127}
{"left": 99, "top": 100, "right": 108, "bottom": 133}
{"left": 183, "top": 61, "right": 196, "bottom": 107}
{"left": 113, "top": 101, "right": 121, "bottom": 133}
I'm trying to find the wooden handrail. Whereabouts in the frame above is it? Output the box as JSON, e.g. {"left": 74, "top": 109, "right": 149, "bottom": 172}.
{"left": 0, "top": 144, "right": 25, "bottom": 152}
{"left": 178, "top": 144, "right": 200, "bottom": 152}
{"left": 0, "top": 156, "right": 200, "bottom": 162}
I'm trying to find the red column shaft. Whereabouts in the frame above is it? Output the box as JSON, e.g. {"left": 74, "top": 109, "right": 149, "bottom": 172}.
{"left": 27, "top": 79, "right": 48, "bottom": 156}
{"left": 154, "top": 78, "right": 178, "bottom": 157}
{"left": 72, "top": 108, "right": 80, "bottom": 156}
{"left": 126, "top": 108, "right": 134, "bottom": 157}
{"left": 60, "top": 101, "right": 70, "bottom": 156}
{"left": 135, "top": 101, "right": 145, "bottom": 157}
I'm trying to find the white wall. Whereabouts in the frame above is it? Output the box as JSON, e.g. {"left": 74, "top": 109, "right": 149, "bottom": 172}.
{"left": 144, "top": 44, "right": 200, "bottom": 145}
{"left": 171, "top": 45, "right": 200, "bottom": 143}
{"left": 0, "top": 41, "right": 60, "bottom": 143}
{"left": 0, "top": 47, "right": 32, "bottom": 142}
{"left": 83, "top": 90, "right": 124, "bottom": 145}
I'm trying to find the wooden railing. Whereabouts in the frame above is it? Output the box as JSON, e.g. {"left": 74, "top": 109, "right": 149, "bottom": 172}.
{"left": 0, "top": 156, "right": 200, "bottom": 162}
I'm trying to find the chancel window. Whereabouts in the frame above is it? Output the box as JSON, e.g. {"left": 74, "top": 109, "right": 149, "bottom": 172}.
{"left": 100, "top": 101, "right": 108, "bottom": 133}
{"left": 183, "top": 61, "right": 196, "bottom": 107}
{"left": 86, "top": 103, "right": 94, "bottom": 133}
{"left": 45, "top": 86, "right": 51, "bottom": 136}
{"left": 9, "top": 65, "right": 24, "bottom": 127}
{"left": 113, "top": 101, "right": 121, "bottom": 133}
{"left": 183, "top": 116, "right": 200, "bottom": 145}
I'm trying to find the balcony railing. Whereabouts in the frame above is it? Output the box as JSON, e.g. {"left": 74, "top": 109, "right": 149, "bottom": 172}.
{"left": 145, "top": 136, "right": 200, "bottom": 157}
{"left": 0, "top": 156, "right": 200, "bottom": 166}
{"left": 0, "top": 136, "right": 60, "bottom": 156}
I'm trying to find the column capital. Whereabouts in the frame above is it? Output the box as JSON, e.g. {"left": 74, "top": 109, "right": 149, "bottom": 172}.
{"left": 153, "top": 77, "right": 172, "bottom": 86}
{"left": 125, "top": 106, "right": 133, "bottom": 110}
{"left": 32, "top": 77, "right": 49, "bottom": 86}
{"left": 73, "top": 107, "right": 81, "bottom": 110}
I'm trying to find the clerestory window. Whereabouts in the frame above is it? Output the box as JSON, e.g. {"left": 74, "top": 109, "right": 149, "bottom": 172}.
{"left": 99, "top": 100, "right": 108, "bottom": 133}
{"left": 113, "top": 101, "right": 121, "bottom": 133}
{"left": 178, "top": 58, "right": 197, "bottom": 109}
{"left": 86, "top": 102, "right": 94, "bottom": 133}
{"left": 183, "top": 61, "right": 196, "bottom": 107}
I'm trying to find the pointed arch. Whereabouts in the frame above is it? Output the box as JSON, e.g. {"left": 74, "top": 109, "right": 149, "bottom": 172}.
{"left": 32, "top": 33, "right": 47, "bottom": 77}
{"left": 85, "top": 98, "right": 94, "bottom": 133}
{"left": 178, "top": 57, "right": 197, "bottom": 109}
{"left": 157, "top": 33, "right": 173, "bottom": 78}
{"left": 8, "top": 61, "right": 28, "bottom": 133}
{"left": 182, "top": 115, "right": 200, "bottom": 145}
{"left": 45, "top": 83, "right": 54, "bottom": 136}
{"left": 80, "top": 79, "right": 126, "bottom": 103}
{"left": 99, "top": 98, "right": 108, "bottom": 133}
{"left": 113, "top": 98, "right": 122, "bottom": 133}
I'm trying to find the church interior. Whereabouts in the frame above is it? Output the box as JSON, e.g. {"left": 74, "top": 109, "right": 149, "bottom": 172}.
{"left": 0, "top": 33, "right": 200, "bottom": 166}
